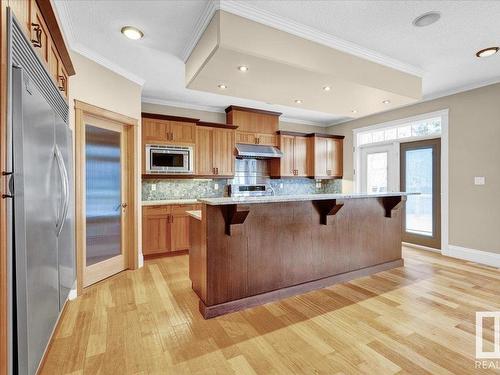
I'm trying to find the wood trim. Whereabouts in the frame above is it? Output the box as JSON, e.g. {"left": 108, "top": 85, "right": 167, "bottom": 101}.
{"left": 200, "top": 259, "right": 404, "bottom": 319}
{"left": 306, "top": 133, "right": 345, "bottom": 140}
{"left": 75, "top": 100, "right": 138, "bottom": 126}
{"left": 35, "top": 0, "right": 75, "bottom": 75}
{"left": 225, "top": 105, "right": 282, "bottom": 117}
{"left": 196, "top": 121, "right": 238, "bottom": 130}
{"left": 141, "top": 112, "right": 199, "bottom": 123}
{"left": 143, "top": 249, "right": 189, "bottom": 260}
{"left": 276, "top": 130, "right": 309, "bottom": 137}
{"left": 141, "top": 174, "right": 233, "bottom": 180}
{"left": 0, "top": 1, "right": 8, "bottom": 372}
{"left": 75, "top": 102, "right": 138, "bottom": 294}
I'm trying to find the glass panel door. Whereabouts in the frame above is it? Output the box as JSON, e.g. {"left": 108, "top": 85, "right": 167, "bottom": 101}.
{"left": 85, "top": 125, "right": 122, "bottom": 266}
{"left": 360, "top": 144, "right": 396, "bottom": 193}
{"left": 83, "top": 116, "right": 128, "bottom": 287}
{"left": 400, "top": 139, "right": 441, "bottom": 248}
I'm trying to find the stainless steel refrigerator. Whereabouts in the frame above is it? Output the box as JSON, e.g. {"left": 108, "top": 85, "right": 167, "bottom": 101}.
{"left": 6, "top": 11, "right": 75, "bottom": 375}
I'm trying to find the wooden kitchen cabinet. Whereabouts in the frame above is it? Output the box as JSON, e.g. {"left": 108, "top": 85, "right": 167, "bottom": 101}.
{"left": 142, "top": 207, "right": 172, "bottom": 255}
{"left": 311, "top": 135, "right": 344, "bottom": 178}
{"left": 236, "top": 131, "right": 277, "bottom": 146}
{"left": 195, "top": 124, "right": 236, "bottom": 177}
{"left": 9, "top": 0, "right": 75, "bottom": 98}
{"left": 213, "top": 128, "right": 235, "bottom": 176}
{"left": 272, "top": 133, "right": 311, "bottom": 177}
{"left": 142, "top": 204, "right": 201, "bottom": 257}
{"left": 142, "top": 114, "right": 197, "bottom": 145}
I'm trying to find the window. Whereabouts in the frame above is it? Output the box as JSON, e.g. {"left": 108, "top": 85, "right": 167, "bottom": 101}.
{"left": 357, "top": 117, "right": 441, "bottom": 147}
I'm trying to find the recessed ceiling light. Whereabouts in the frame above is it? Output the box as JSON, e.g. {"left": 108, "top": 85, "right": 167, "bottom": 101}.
{"left": 218, "top": 84, "right": 227, "bottom": 89}
{"left": 382, "top": 100, "right": 391, "bottom": 104}
{"left": 352, "top": 110, "right": 358, "bottom": 114}
{"left": 412, "top": 11, "right": 441, "bottom": 27}
{"left": 295, "top": 99, "right": 303, "bottom": 104}
{"left": 323, "top": 86, "right": 331, "bottom": 91}
{"left": 476, "top": 47, "right": 499, "bottom": 58}
{"left": 121, "top": 26, "right": 144, "bottom": 40}
{"left": 238, "top": 66, "right": 248, "bottom": 72}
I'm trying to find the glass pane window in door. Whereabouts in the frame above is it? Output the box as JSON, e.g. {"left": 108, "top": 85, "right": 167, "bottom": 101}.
{"left": 405, "top": 148, "right": 433, "bottom": 236}
{"left": 366, "top": 152, "right": 388, "bottom": 193}
{"left": 85, "top": 125, "right": 122, "bottom": 266}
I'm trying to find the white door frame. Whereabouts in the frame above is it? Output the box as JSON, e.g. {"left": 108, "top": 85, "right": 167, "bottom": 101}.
{"left": 353, "top": 109, "right": 449, "bottom": 252}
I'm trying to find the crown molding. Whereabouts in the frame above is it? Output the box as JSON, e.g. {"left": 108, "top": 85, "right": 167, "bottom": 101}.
{"left": 181, "top": 0, "right": 219, "bottom": 62}
{"left": 280, "top": 116, "right": 330, "bottom": 127}
{"left": 328, "top": 78, "right": 500, "bottom": 128}
{"left": 72, "top": 43, "right": 145, "bottom": 86}
{"left": 142, "top": 97, "right": 332, "bottom": 126}
{"left": 181, "top": 0, "right": 424, "bottom": 77}
{"left": 142, "top": 97, "right": 224, "bottom": 113}
{"left": 423, "top": 77, "right": 500, "bottom": 102}
{"left": 53, "top": 0, "right": 145, "bottom": 86}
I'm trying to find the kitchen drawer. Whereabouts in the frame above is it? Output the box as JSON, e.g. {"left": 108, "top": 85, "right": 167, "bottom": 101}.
{"left": 143, "top": 205, "right": 171, "bottom": 216}
{"left": 170, "top": 204, "right": 199, "bottom": 215}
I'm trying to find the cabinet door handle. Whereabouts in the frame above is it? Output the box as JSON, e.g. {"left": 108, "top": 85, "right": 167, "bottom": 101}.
{"left": 216, "top": 167, "right": 219, "bottom": 175}
{"left": 58, "top": 75, "right": 66, "bottom": 92}
{"left": 31, "top": 23, "right": 42, "bottom": 48}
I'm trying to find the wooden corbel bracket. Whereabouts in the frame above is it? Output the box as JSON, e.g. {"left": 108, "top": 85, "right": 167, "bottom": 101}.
{"left": 313, "top": 199, "right": 344, "bottom": 225}
{"left": 381, "top": 195, "right": 407, "bottom": 218}
{"left": 221, "top": 204, "right": 250, "bottom": 235}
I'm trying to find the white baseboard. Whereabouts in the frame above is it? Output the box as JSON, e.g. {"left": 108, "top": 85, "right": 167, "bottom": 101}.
{"left": 442, "top": 245, "right": 500, "bottom": 268}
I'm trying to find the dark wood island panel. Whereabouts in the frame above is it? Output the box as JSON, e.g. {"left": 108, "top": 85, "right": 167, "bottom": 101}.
{"left": 190, "top": 197, "right": 405, "bottom": 318}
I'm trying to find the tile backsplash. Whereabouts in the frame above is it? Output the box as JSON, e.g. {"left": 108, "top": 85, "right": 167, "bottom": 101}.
{"left": 142, "top": 178, "right": 341, "bottom": 201}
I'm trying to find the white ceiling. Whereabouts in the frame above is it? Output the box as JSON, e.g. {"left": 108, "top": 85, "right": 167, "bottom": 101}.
{"left": 54, "top": 0, "right": 500, "bottom": 126}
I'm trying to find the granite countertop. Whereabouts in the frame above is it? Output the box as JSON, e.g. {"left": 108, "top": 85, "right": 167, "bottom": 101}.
{"left": 197, "top": 192, "right": 417, "bottom": 206}
{"left": 186, "top": 210, "right": 202, "bottom": 220}
{"left": 142, "top": 199, "right": 199, "bottom": 206}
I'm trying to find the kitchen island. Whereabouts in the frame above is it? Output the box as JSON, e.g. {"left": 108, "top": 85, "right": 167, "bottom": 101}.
{"left": 189, "top": 193, "right": 412, "bottom": 318}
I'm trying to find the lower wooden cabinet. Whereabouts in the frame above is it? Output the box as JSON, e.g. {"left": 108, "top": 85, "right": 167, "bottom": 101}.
{"left": 142, "top": 204, "right": 200, "bottom": 257}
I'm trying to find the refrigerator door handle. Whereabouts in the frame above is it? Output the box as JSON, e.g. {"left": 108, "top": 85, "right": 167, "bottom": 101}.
{"left": 54, "top": 145, "right": 69, "bottom": 237}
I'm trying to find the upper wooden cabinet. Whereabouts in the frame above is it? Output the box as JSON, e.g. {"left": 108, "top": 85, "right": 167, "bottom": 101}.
{"left": 142, "top": 113, "right": 197, "bottom": 145}
{"left": 9, "top": 0, "right": 75, "bottom": 98}
{"left": 235, "top": 131, "right": 278, "bottom": 146}
{"left": 226, "top": 106, "right": 280, "bottom": 147}
{"left": 195, "top": 122, "right": 237, "bottom": 177}
{"left": 272, "top": 133, "right": 311, "bottom": 177}
{"left": 310, "top": 134, "right": 344, "bottom": 179}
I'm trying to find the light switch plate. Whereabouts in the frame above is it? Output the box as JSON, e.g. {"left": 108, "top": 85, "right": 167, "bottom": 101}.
{"left": 151, "top": 184, "right": 156, "bottom": 191}
{"left": 474, "top": 176, "right": 485, "bottom": 185}
{"left": 279, "top": 183, "right": 284, "bottom": 189}
{"left": 214, "top": 183, "right": 219, "bottom": 190}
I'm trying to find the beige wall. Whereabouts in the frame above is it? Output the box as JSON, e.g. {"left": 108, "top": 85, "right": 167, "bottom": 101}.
{"left": 328, "top": 83, "right": 500, "bottom": 254}
{"left": 69, "top": 52, "right": 144, "bottom": 266}
{"left": 141, "top": 102, "right": 327, "bottom": 133}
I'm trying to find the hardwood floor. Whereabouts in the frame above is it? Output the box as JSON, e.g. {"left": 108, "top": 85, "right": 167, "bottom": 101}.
{"left": 40, "top": 247, "right": 500, "bottom": 374}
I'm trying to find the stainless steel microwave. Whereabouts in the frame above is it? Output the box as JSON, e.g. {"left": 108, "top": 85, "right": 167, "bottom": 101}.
{"left": 145, "top": 144, "right": 194, "bottom": 174}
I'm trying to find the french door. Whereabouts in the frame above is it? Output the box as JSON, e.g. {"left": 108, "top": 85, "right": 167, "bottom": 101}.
{"left": 81, "top": 114, "right": 129, "bottom": 287}
{"left": 360, "top": 144, "right": 397, "bottom": 193}
{"left": 400, "top": 139, "right": 441, "bottom": 248}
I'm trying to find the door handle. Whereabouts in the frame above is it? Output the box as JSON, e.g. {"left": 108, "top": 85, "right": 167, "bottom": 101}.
{"left": 54, "top": 146, "right": 70, "bottom": 237}
{"left": 31, "top": 23, "right": 42, "bottom": 48}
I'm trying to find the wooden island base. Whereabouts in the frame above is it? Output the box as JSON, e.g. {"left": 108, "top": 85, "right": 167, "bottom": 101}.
{"left": 190, "top": 195, "right": 407, "bottom": 319}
